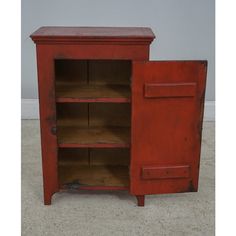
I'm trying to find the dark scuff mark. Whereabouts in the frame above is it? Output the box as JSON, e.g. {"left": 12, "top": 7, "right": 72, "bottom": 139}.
{"left": 188, "top": 180, "right": 195, "bottom": 192}
{"left": 64, "top": 181, "right": 86, "bottom": 190}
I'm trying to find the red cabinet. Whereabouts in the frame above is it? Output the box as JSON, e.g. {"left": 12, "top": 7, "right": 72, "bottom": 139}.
{"left": 31, "top": 27, "right": 207, "bottom": 206}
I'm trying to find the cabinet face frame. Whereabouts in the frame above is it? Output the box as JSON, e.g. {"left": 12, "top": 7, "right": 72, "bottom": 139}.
{"left": 35, "top": 43, "right": 150, "bottom": 204}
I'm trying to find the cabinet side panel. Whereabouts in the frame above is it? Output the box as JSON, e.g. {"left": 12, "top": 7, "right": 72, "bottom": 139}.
{"left": 36, "top": 44, "right": 58, "bottom": 204}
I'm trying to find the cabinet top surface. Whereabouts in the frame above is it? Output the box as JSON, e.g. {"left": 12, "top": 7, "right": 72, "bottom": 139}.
{"left": 30, "top": 26, "right": 155, "bottom": 44}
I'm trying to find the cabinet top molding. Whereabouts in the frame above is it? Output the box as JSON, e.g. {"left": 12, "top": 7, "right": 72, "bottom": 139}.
{"left": 30, "top": 26, "right": 155, "bottom": 45}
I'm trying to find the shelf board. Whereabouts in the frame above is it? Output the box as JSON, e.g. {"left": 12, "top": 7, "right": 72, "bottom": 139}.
{"left": 60, "top": 186, "right": 129, "bottom": 191}
{"left": 58, "top": 126, "right": 130, "bottom": 148}
{"left": 56, "top": 83, "right": 130, "bottom": 103}
{"left": 59, "top": 165, "right": 129, "bottom": 187}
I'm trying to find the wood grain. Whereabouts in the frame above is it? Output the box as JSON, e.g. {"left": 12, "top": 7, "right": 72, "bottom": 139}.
{"left": 59, "top": 165, "right": 129, "bottom": 187}
{"left": 89, "top": 60, "right": 131, "bottom": 85}
{"left": 90, "top": 148, "right": 130, "bottom": 166}
{"left": 55, "top": 60, "right": 131, "bottom": 103}
{"left": 55, "top": 60, "right": 87, "bottom": 84}
{"left": 57, "top": 103, "right": 131, "bottom": 127}
{"left": 58, "top": 148, "right": 89, "bottom": 165}
{"left": 89, "top": 103, "right": 130, "bottom": 127}
{"left": 57, "top": 103, "right": 88, "bottom": 127}
{"left": 58, "top": 148, "right": 130, "bottom": 166}
{"left": 58, "top": 126, "right": 130, "bottom": 148}
{"left": 56, "top": 84, "right": 130, "bottom": 103}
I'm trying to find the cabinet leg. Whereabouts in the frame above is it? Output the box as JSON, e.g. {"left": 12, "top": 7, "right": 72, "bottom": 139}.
{"left": 44, "top": 192, "right": 53, "bottom": 205}
{"left": 136, "top": 195, "right": 145, "bottom": 207}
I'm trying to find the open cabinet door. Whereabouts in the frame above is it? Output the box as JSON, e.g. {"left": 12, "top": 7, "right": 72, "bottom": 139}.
{"left": 130, "top": 61, "right": 207, "bottom": 196}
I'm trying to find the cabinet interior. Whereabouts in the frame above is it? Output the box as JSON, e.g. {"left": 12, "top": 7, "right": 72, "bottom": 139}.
{"left": 55, "top": 60, "right": 131, "bottom": 188}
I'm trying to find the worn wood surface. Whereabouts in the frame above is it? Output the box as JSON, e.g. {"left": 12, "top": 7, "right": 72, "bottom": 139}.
{"left": 58, "top": 148, "right": 89, "bottom": 165}
{"left": 55, "top": 60, "right": 131, "bottom": 84}
{"left": 59, "top": 165, "right": 129, "bottom": 187}
{"left": 35, "top": 45, "right": 58, "bottom": 205}
{"left": 58, "top": 148, "right": 130, "bottom": 166}
{"left": 89, "top": 103, "right": 130, "bottom": 127}
{"left": 31, "top": 26, "right": 152, "bottom": 205}
{"left": 141, "top": 165, "right": 190, "bottom": 180}
{"left": 90, "top": 148, "right": 130, "bottom": 166}
{"left": 131, "top": 61, "right": 207, "bottom": 196}
{"left": 88, "top": 60, "right": 131, "bottom": 85}
{"left": 57, "top": 103, "right": 130, "bottom": 127}
{"left": 56, "top": 84, "right": 130, "bottom": 103}
{"left": 55, "top": 60, "right": 87, "bottom": 84}
{"left": 58, "top": 148, "right": 130, "bottom": 190}
{"left": 136, "top": 195, "right": 145, "bottom": 207}
{"left": 32, "top": 27, "right": 207, "bottom": 207}
{"left": 55, "top": 60, "right": 131, "bottom": 103}
{"left": 31, "top": 44, "right": 150, "bottom": 61}
{"left": 57, "top": 103, "right": 88, "bottom": 127}
{"left": 60, "top": 186, "right": 129, "bottom": 191}
{"left": 30, "top": 26, "right": 155, "bottom": 44}
{"left": 144, "top": 82, "right": 196, "bottom": 98}
{"left": 57, "top": 127, "right": 130, "bottom": 148}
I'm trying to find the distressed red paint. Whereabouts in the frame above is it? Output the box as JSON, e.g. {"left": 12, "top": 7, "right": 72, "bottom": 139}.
{"left": 31, "top": 27, "right": 207, "bottom": 206}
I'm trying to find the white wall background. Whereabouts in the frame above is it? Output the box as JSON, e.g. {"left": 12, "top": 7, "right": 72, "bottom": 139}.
{"left": 22, "top": 0, "right": 215, "bottom": 118}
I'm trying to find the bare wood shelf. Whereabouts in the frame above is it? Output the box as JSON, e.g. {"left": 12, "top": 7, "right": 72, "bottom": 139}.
{"left": 57, "top": 126, "right": 130, "bottom": 148}
{"left": 59, "top": 165, "right": 129, "bottom": 187}
{"left": 56, "top": 83, "right": 130, "bottom": 103}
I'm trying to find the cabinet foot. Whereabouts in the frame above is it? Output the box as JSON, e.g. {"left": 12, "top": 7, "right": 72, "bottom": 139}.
{"left": 136, "top": 195, "right": 145, "bottom": 207}
{"left": 44, "top": 194, "right": 53, "bottom": 205}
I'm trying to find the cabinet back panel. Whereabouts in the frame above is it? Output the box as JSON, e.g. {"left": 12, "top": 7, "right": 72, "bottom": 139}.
{"left": 57, "top": 103, "right": 130, "bottom": 127}
{"left": 90, "top": 148, "right": 130, "bottom": 166}
{"left": 57, "top": 103, "right": 88, "bottom": 127}
{"left": 58, "top": 148, "right": 130, "bottom": 187}
{"left": 55, "top": 60, "right": 131, "bottom": 85}
{"left": 58, "top": 148, "right": 89, "bottom": 165}
{"left": 59, "top": 148, "right": 129, "bottom": 166}
{"left": 89, "top": 103, "right": 130, "bottom": 127}
{"left": 55, "top": 60, "right": 88, "bottom": 84}
{"left": 89, "top": 60, "right": 131, "bottom": 85}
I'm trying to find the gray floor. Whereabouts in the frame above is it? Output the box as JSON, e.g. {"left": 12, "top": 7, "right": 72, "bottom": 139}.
{"left": 22, "top": 120, "right": 214, "bottom": 236}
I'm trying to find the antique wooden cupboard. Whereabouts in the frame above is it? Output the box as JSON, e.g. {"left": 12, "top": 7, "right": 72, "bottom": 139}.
{"left": 31, "top": 27, "right": 207, "bottom": 206}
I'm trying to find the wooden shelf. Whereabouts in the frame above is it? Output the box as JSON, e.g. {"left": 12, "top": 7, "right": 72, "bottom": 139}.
{"left": 56, "top": 83, "right": 130, "bottom": 103}
{"left": 59, "top": 165, "right": 129, "bottom": 188}
{"left": 57, "top": 126, "right": 130, "bottom": 148}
